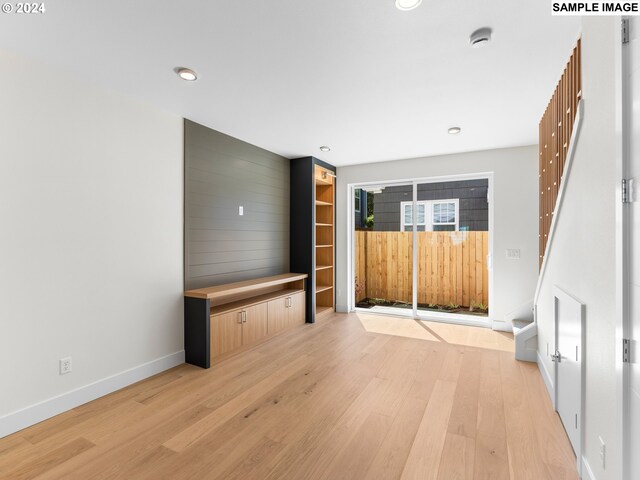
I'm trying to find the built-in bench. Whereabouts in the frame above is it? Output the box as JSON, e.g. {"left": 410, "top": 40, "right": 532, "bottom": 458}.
{"left": 184, "top": 273, "right": 308, "bottom": 368}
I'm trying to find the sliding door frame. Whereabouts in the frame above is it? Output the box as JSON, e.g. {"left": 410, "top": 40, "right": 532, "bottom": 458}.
{"left": 348, "top": 172, "right": 494, "bottom": 329}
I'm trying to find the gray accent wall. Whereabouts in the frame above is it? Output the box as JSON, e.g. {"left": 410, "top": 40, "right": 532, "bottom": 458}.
{"left": 184, "top": 120, "right": 290, "bottom": 290}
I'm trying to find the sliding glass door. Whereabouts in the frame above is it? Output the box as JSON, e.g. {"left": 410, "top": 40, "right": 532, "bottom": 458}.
{"left": 353, "top": 183, "right": 413, "bottom": 316}
{"left": 353, "top": 176, "right": 490, "bottom": 323}
{"left": 414, "top": 179, "right": 489, "bottom": 319}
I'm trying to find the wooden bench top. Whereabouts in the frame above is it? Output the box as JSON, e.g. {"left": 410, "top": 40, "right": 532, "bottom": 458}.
{"left": 184, "top": 273, "right": 308, "bottom": 300}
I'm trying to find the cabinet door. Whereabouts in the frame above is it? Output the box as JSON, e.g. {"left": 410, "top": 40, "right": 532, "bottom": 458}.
{"left": 288, "top": 292, "right": 306, "bottom": 327}
{"left": 268, "top": 297, "right": 289, "bottom": 335}
{"left": 211, "top": 310, "right": 243, "bottom": 360}
{"left": 242, "top": 303, "right": 268, "bottom": 345}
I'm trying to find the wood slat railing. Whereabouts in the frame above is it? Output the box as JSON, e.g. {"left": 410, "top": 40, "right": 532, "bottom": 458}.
{"left": 539, "top": 39, "right": 581, "bottom": 268}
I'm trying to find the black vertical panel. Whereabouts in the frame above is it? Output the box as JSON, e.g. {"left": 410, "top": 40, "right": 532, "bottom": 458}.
{"left": 290, "top": 157, "right": 315, "bottom": 322}
{"left": 184, "top": 297, "right": 210, "bottom": 368}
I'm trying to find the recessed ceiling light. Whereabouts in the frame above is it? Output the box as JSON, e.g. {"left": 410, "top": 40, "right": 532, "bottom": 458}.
{"left": 469, "top": 27, "right": 492, "bottom": 48}
{"left": 448, "top": 127, "right": 461, "bottom": 135}
{"left": 176, "top": 67, "right": 198, "bottom": 81}
{"left": 395, "top": 0, "right": 423, "bottom": 11}
{"left": 319, "top": 146, "right": 331, "bottom": 152}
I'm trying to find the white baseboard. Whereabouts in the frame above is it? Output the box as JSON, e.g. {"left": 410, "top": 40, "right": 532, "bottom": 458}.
{"left": 491, "top": 320, "right": 513, "bottom": 332}
{"left": 581, "top": 455, "right": 597, "bottom": 480}
{"left": 0, "top": 350, "right": 185, "bottom": 439}
{"left": 537, "top": 350, "right": 555, "bottom": 403}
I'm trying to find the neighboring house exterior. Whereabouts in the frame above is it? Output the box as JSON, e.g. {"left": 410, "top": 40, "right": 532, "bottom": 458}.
{"left": 371, "top": 179, "right": 488, "bottom": 232}
{"left": 354, "top": 188, "right": 368, "bottom": 228}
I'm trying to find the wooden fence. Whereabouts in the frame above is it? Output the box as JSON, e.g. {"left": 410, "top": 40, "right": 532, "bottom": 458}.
{"left": 355, "top": 231, "right": 489, "bottom": 307}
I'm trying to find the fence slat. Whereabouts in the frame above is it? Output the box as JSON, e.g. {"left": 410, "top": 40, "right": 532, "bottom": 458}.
{"left": 354, "top": 231, "right": 489, "bottom": 308}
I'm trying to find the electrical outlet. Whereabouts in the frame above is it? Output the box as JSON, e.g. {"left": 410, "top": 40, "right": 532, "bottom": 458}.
{"left": 59, "top": 357, "right": 72, "bottom": 375}
{"left": 599, "top": 436, "right": 606, "bottom": 469}
{"left": 238, "top": 206, "right": 244, "bottom": 216}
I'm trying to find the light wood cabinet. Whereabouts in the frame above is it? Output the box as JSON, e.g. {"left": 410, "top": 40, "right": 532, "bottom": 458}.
{"left": 288, "top": 292, "right": 306, "bottom": 328}
{"left": 267, "top": 296, "right": 289, "bottom": 335}
{"left": 268, "top": 291, "right": 306, "bottom": 335}
{"left": 242, "top": 303, "right": 269, "bottom": 345}
{"left": 211, "top": 303, "right": 269, "bottom": 361}
{"left": 211, "top": 310, "right": 243, "bottom": 358}
{"left": 185, "top": 273, "right": 308, "bottom": 368}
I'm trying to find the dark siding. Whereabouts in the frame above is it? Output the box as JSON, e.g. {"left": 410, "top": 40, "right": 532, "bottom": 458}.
{"left": 184, "top": 120, "right": 290, "bottom": 290}
{"left": 372, "top": 179, "right": 488, "bottom": 232}
{"left": 354, "top": 189, "right": 368, "bottom": 228}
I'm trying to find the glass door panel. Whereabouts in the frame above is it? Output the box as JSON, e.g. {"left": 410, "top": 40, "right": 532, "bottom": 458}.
{"left": 354, "top": 183, "right": 413, "bottom": 315}
{"left": 415, "top": 179, "right": 489, "bottom": 317}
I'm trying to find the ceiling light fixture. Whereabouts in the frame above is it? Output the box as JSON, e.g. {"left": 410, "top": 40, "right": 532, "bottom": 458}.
{"left": 319, "top": 146, "right": 331, "bottom": 152}
{"left": 395, "top": 0, "right": 423, "bottom": 11}
{"left": 176, "top": 67, "right": 198, "bottom": 81}
{"left": 469, "top": 27, "right": 492, "bottom": 48}
{"left": 448, "top": 127, "right": 461, "bottom": 135}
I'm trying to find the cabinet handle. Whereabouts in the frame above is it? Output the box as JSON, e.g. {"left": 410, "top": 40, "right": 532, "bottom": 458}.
{"left": 238, "top": 311, "right": 243, "bottom": 324}
{"left": 242, "top": 311, "right": 247, "bottom": 323}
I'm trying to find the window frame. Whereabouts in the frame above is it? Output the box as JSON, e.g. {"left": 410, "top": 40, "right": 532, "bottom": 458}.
{"left": 400, "top": 199, "right": 459, "bottom": 232}
{"left": 431, "top": 199, "right": 459, "bottom": 231}
{"left": 400, "top": 201, "right": 427, "bottom": 232}
{"left": 354, "top": 188, "right": 361, "bottom": 213}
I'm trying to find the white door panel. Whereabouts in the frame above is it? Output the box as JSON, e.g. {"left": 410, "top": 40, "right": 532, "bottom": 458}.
{"left": 631, "top": 389, "right": 640, "bottom": 479}
{"left": 630, "top": 205, "right": 640, "bottom": 286}
{"left": 627, "top": 15, "right": 640, "bottom": 480}
{"left": 554, "top": 287, "right": 583, "bottom": 457}
{"left": 630, "top": 283, "right": 640, "bottom": 399}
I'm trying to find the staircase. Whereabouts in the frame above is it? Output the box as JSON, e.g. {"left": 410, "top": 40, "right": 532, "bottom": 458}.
{"left": 506, "top": 301, "right": 538, "bottom": 362}
{"left": 511, "top": 100, "right": 584, "bottom": 363}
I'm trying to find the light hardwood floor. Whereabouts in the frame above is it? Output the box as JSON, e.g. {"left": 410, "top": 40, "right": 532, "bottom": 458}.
{"left": 0, "top": 313, "right": 578, "bottom": 480}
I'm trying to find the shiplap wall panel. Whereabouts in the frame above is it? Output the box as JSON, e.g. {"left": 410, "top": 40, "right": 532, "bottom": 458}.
{"left": 538, "top": 39, "right": 581, "bottom": 268}
{"left": 184, "top": 120, "right": 290, "bottom": 290}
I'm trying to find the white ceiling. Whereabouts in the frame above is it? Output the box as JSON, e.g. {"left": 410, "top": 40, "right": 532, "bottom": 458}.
{"left": 0, "top": 0, "right": 580, "bottom": 166}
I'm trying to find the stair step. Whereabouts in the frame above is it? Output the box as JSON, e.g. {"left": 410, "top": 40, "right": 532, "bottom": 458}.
{"left": 512, "top": 319, "right": 534, "bottom": 335}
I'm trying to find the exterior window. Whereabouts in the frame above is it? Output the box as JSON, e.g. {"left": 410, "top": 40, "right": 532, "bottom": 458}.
{"left": 432, "top": 200, "right": 458, "bottom": 231}
{"left": 354, "top": 189, "right": 361, "bottom": 213}
{"left": 401, "top": 201, "right": 427, "bottom": 231}
{"left": 401, "top": 199, "right": 458, "bottom": 232}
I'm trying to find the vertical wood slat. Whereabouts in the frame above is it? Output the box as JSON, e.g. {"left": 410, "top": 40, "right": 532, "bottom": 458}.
{"left": 354, "top": 232, "right": 489, "bottom": 308}
{"left": 538, "top": 39, "right": 581, "bottom": 268}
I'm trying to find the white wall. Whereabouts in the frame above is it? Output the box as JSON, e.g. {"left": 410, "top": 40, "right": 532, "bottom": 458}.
{"left": 535, "top": 18, "right": 620, "bottom": 480}
{"left": 0, "top": 50, "right": 184, "bottom": 435}
{"left": 336, "top": 145, "right": 539, "bottom": 325}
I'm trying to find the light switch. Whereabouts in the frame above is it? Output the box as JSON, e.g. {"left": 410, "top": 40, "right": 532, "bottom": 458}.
{"left": 506, "top": 249, "right": 520, "bottom": 259}
{"left": 239, "top": 206, "right": 244, "bottom": 216}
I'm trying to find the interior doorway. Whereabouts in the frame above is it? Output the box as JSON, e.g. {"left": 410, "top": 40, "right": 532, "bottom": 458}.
{"left": 351, "top": 174, "right": 492, "bottom": 327}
